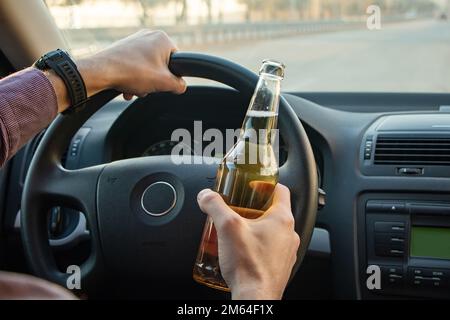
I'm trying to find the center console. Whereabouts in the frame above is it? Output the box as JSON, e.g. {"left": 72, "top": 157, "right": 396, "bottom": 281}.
{"left": 358, "top": 113, "right": 450, "bottom": 299}
{"left": 362, "top": 197, "right": 450, "bottom": 299}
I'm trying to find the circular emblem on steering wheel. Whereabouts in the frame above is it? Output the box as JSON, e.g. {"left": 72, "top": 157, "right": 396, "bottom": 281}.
{"left": 140, "top": 181, "right": 177, "bottom": 216}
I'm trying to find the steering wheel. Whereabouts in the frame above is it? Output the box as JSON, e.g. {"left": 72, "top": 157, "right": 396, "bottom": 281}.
{"left": 21, "top": 53, "right": 318, "bottom": 296}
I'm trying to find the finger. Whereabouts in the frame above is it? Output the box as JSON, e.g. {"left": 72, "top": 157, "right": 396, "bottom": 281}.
{"left": 168, "top": 74, "right": 187, "bottom": 95}
{"left": 171, "top": 42, "right": 179, "bottom": 53}
{"left": 175, "top": 77, "right": 187, "bottom": 94}
{"left": 291, "top": 233, "right": 301, "bottom": 266}
{"left": 197, "top": 189, "right": 241, "bottom": 230}
{"left": 168, "top": 35, "right": 179, "bottom": 53}
{"left": 271, "top": 183, "right": 291, "bottom": 211}
{"left": 166, "top": 39, "right": 179, "bottom": 65}
{"left": 263, "top": 183, "right": 294, "bottom": 225}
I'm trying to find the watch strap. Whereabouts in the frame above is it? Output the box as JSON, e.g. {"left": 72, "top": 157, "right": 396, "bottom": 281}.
{"left": 34, "top": 49, "right": 87, "bottom": 114}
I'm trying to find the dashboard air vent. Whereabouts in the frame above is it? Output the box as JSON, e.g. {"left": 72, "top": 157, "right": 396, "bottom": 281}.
{"left": 374, "top": 136, "right": 450, "bottom": 166}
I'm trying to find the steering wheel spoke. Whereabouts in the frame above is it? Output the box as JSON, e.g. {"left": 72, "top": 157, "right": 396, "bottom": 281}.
{"left": 21, "top": 164, "right": 105, "bottom": 291}
{"left": 39, "top": 165, "right": 104, "bottom": 213}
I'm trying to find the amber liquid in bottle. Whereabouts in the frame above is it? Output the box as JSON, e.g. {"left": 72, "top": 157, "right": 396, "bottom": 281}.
{"left": 193, "top": 60, "right": 285, "bottom": 291}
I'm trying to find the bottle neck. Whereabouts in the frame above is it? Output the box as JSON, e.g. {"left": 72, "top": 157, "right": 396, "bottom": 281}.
{"left": 240, "top": 74, "right": 281, "bottom": 143}
{"left": 246, "top": 74, "right": 281, "bottom": 117}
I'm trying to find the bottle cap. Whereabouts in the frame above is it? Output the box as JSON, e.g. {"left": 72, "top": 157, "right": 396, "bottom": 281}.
{"left": 259, "top": 60, "right": 285, "bottom": 79}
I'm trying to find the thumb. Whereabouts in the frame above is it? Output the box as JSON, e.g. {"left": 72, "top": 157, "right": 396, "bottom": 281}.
{"left": 197, "top": 189, "right": 241, "bottom": 230}
{"left": 169, "top": 74, "right": 187, "bottom": 95}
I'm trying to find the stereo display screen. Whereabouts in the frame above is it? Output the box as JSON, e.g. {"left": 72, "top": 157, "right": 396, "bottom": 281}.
{"left": 410, "top": 226, "right": 450, "bottom": 260}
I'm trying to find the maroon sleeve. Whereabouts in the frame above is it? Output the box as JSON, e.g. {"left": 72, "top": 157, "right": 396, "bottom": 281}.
{"left": 0, "top": 67, "right": 58, "bottom": 166}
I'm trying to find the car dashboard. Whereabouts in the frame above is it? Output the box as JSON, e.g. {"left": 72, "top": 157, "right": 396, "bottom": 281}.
{"left": 1, "top": 87, "right": 450, "bottom": 299}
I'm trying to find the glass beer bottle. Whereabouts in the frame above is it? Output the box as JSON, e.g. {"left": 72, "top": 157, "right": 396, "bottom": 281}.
{"left": 193, "top": 60, "right": 285, "bottom": 291}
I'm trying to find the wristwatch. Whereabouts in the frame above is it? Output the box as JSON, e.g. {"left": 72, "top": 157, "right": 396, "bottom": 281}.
{"left": 33, "top": 49, "right": 87, "bottom": 114}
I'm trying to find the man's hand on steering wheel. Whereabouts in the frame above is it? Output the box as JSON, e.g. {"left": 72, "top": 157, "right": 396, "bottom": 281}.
{"left": 45, "top": 30, "right": 187, "bottom": 113}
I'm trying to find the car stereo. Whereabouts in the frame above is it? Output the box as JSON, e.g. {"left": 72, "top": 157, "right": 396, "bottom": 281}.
{"left": 365, "top": 200, "right": 450, "bottom": 298}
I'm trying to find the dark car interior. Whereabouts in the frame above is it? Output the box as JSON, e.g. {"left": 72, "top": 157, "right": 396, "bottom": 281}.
{"left": 2, "top": 79, "right": 450, "bottom": 299}
{"left": 1, "top": 0, "right": 450, "bottom": 300}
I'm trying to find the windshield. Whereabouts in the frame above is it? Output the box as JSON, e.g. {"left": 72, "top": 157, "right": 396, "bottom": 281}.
{"left": 45, "top": 0, "right": 450, "bottom": 93}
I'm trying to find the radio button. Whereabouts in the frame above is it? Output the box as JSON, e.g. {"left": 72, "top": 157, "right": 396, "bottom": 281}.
{"left": 431, "top": 280, "right": 446, "bottom": 288}
{"left": 366, "top": 201, "right": 407, "bottom": 213}
{"left": 386, "top": 266, "right": 402, "bottom": 274}
{"left": 409, "top": 268, "right": 450, "bottom": 289}
{"left": 412, "top": 276, "right": 425, "bottom": 287}
{"left": 386, "top": 274, "right": 403, "bottom": 286}
{"left": 380, "top": 265, "right": 404, "bottom": 287}
{"left": 375, "top": 245, "right": 404, "bottom": 257}
{"left": 389, "top": 249, "right": 404, "bottom": 256}
{"left": 412, "top": 268, "right": 424, "bottom": 276}
{"left": 430, "top": 270, "right": 449, "bottom": 279}
{"left": 410, "top": 268, "right": 449, "bottom": 279}
{"left": 374, "top": 222, "right": 406, "bottom": 234}
{"left": 382, "top": 203, "right": 406, "bottom": 213}
{"left": 375, "top": 233, "right": 405, "bottom": 244}
{"left": 423, "top": 277, "right": 445, "bottom": 288}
